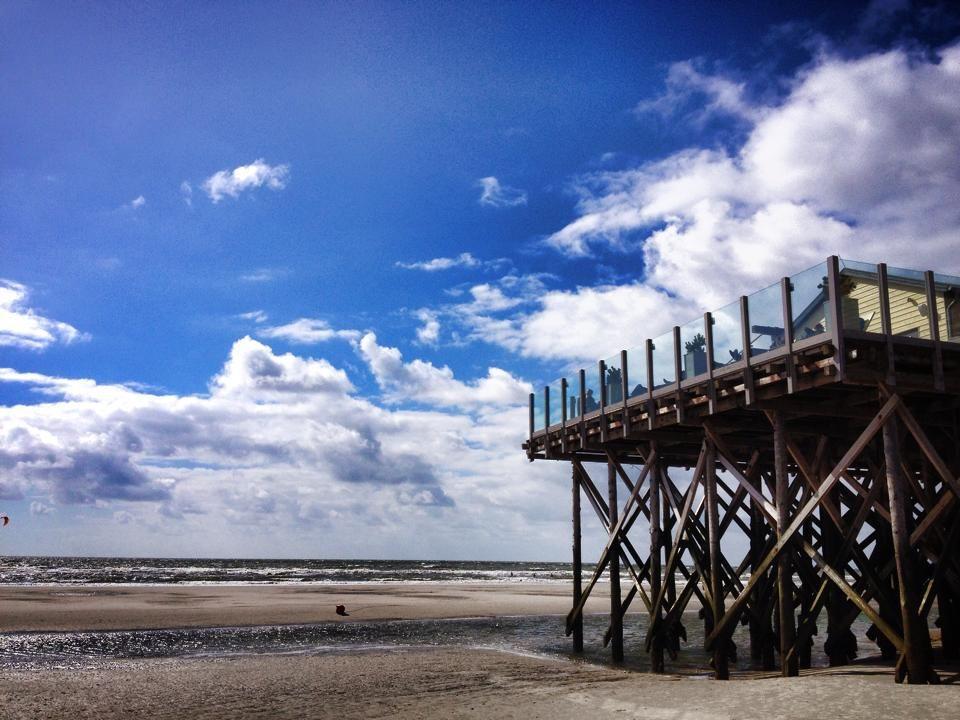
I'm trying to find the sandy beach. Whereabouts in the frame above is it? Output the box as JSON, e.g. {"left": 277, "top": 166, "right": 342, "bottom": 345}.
{"left": 2, "top": 582, "right": 958, "bottom": 719}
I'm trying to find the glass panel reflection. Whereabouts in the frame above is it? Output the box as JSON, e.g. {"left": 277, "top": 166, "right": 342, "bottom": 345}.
{"left": 547, "top": 380, "right": 562, "bottom": 426}
{"left": 583, "top": 365, "right": 602, "bottom": 414}
{"left": 886, "top": 266, "right": 930, "bottom": 339}
{"left": 569, "top": 373, "right": 582, "bottom": 419}
{"left": 839, "top": 259, "right": 883, "bottom": 334}
{"left": 935, "top": 272, "right": 960, "bottom": 343}
{"left": 747, "top": 281, "right": 785, "bottom": 356}
{"left": 651, "top": 330, "right": 676, "bottom": 391}
{"left": 711, "top": 299, "right": 743, "bottom": 368}
{"left": 790, "top": 262, "right": 828, "bottom": 342}
{"left": 626, "top": 346, "right": 648, "bottom": 398}
{"left": 603, "top": 354, "right": 623, "bottom": 405}
{"left": 679, "top": 317, "right": 707, "bottom": 380}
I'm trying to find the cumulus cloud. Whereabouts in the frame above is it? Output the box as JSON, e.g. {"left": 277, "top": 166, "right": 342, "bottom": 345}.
{"left": 359, "top": 333, "right": 531, "bottom": 409}
{"left": 477, "top": 176, "right": 528, "bottom": 207}
{"left": 202, "top": 159, "right": 290, "bottom": 203}
{"left": 414, "top": 309, "right": 440, "bottom": 345}
{"left": 129, "top": 195, "right": 146, "bottom": 209}
{"left": 0, "top": 338, "right": 567, "bottom": 557}
{"left": 258, "top": 318, "right": 360, "bottom": 345}
{"left": 453, "top": 42, "right": 960, "bottom": 362}
{"left": 0, "top": 280, "right": 89, "bottom": 351}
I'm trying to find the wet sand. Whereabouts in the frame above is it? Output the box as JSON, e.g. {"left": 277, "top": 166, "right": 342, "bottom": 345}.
{"left": 1, "top": 583, "right": 957, "bottom": 719}
{"left": 0, "top": 582, "right": 615, "bottom": 632}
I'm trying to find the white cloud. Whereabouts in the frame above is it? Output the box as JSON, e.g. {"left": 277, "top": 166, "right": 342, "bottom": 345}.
{"left": 239, "top": 267, "right": 289, "bottom": 283}
{"left": 635, "top": 60, "right": 763, "bottom": 124}
{"left": 414, "top": 309, "right": 440, "bottom": 345}
{"left": 397, "top": 252, "right": 481, "bottom": 271}
{"left": 0, "top": 280, "right": 89, "bottom": 351}
{"left": 258, "top": 318, "right": 360, "bottom": 345}
{"left": 0, "top": 338, "right": 568, "bottom": 558}
{"left": 238, "top": 310, "right": 269, "bottom": 324}
{"left": 129, "top": 195, "right": 146, "bottom": 209}
{"left": 202, "top": 159, "right": 290, "bottom": 203}
{"left": 359, "top": 333, "right": 531, "bottom": 409}
{"left": 30, "top": 500, "right": 53, "bottom": 516}
{"left": 465, "top": 42, "right": 960, "bottom": 362}
{"left": 477, "top": 176, "right": 528, "bottom": 207}
{"left": 180, "top": 181, "right": 193, "bottom": 206}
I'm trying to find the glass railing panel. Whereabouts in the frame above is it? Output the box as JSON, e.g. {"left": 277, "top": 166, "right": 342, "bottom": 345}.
{"left": 711, "top": 299, "right": 743, "bottom": 368}
{"left": 603, "top": 354, "right": 624, "bottom": 405}
{"left": 885, "top": 266, "right": 931, "bottom": 339}
{"left": 568, "top": 373, "right": 582, "bottom": 419}
{"left": 533, "top": 390, "right": 545, "bottom": 432}
{"left": 934, "top": 271, "right": 960, "bottom": 343}
{"left": 651, "top": 330, "right": 676, "bottom": 391}
{"left": 547, "top": 380, "right": 562, "bottom": 426}
{"left": 583, "top": 365, "right": 602, "bottom": 414}
{"left": 625, "top": 345, "right": 648, "bottom": 398}
{"left": 790, "top": 261, "right": 828, "bottom": 342}
{"left": 839, "top": 259, "right": 883, "bottom": 334}
{"left": 679, "top": 317, "right": 707, "bottom": 380}
{"left": 747, "top": 281, "right": 784, "bottom": 356}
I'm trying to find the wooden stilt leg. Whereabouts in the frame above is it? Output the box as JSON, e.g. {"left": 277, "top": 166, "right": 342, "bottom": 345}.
{"left": 773, "top": 411, "right": 799, "bottom": 677}
{"left": 649, "top": 452, "right": 664, "bottom": 673}
{"left": 572, "top": 462, "right": 584, "bottom": 653}
{"left": 882, "top": 414, "right": 938, "bottom": 684}
{"left": 608, "top": 459, "right": 624, "bottom": 663}
{"left": 705, "top": 440, "right": 729, "bottom": 679}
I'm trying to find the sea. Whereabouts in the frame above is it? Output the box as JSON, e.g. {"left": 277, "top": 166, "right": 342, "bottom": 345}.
{"left": 0, "top": 556, "right": 874, "bottom": 673}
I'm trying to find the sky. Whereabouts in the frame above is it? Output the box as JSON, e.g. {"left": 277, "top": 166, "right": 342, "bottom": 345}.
{"left": 1, "top": 0, "right": 959, "bottom": 559}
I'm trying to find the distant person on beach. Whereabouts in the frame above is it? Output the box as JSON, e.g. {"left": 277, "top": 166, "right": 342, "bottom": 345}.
{"left": 336, "top": 604, "right": 349, "bottom": 616}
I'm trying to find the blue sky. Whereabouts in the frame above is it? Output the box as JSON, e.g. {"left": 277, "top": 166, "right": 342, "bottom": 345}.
{"left": 2, "top": 1, "right": 959, "bottom": 559}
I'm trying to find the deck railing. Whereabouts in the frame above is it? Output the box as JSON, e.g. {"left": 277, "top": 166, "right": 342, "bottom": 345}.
{"left": 529, "top": 256, "right": 960, "bottom": 439}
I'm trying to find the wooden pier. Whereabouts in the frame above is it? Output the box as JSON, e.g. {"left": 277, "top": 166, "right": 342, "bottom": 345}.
{"left": 524, "top": 257, "right": 960, "bottom": 683}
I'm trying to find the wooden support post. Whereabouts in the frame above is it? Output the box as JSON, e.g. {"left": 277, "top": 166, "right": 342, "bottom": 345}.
{"left": 649, "top": 449, "right": 664, "bottom": 672}
{"left": 560, "top": 378, "right": 569, "bottom": 455}
{"left": 882, "top": 412, "right": 938, "bottom": 684}
{"left": 646, "top": 339, "right": 656, "bottom": 430}
{"left": 608, "top": 458, "right": 624, "bottom": 663}
{"left": 572, "top": 462, "right": 583, "bottom": 653}
{"left": 704, "top": 440, "right": 728, "bottom": 679}
{"left": 704, "top": 311, "right": 717, "bottom": 414}
{"left": 740, "top": 296, "right": 755, "bottom": 405}
{"left": 878, "top": 263, "right": 896, "bottom": 384}
{"left": 527, "top": 392, "right": 535, "bottom": 460}
{"left": 578, "top": 369, "right": 587, "bottom": 449}
{"left": 748, "top": 469, "right": 774, "bottom": 668}
{"left": 826, "top": 256, "right": 845, "bottom": 381}
{"left": 599, "top": 360, "right": 608, "bottom": 443}
{"left": 772, "top": 410, "right": 799, "bottom": 676}
{"left": 621, "top": 349, "right": 630, "bottom": 437}
{"left": 781, "top": 277, "right": 797, "bottom": 394}
{"left": 673, "top": 326, "right": 685, "bottom": 423}
{"left": 925, "top": 270, "right": 945, "bottom": 392}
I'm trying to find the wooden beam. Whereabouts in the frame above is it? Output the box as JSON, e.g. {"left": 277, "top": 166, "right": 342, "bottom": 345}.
{"left": 772, "top": 410, "right": 799, "bottom": 677}
{"left": 649, "top": 447, "right": 665, "bottom": 673}
{"left": 572, "top": 462, "right": 583, "bottom": 653}
{"left": 608, "top": 459, "right": 624, "bottom": 663}
{"left": 704, "top": 439, "right": 728, "bottom": 679}
{"left": 882, "top": 414, "right": 938, "bottom": 683}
